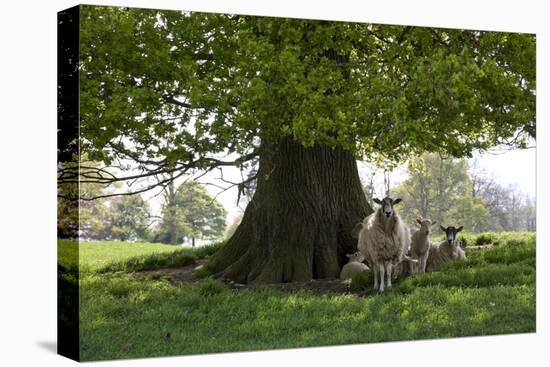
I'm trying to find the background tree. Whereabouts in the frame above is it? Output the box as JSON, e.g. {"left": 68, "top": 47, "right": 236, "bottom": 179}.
{"left": 61, "top": 192, "right": 153, "bottom": 241}
{"left": 478, "top": 184, "right": 535, "bottom": 231}
{"left": 154, "top": 181, "right": 227, "bottom": 246}
{"left": 98, "top": 195, "right": 152, "bottom": 241}
{"left": 58, "top": 177, "right": 80, "bottom": 239}
{"left": 153, "top": 175, "right": 186, "bottom": 245}
{"left": 470, "top": 160, "right": 536, "bottom": 231}
{"left": 64, "top": 6, "right": 535, "bottom": 282}
{"left": 74, "top": 194, "right": 151, "bottom": 241}
{"left": 523, "top": 197, "right": 536, "bottom": 231}
{"left": 447, "top": 195, "right": 489, "bottom": 232}
{"left": 392, "top": 153, "right": 489, "bottom": 231}
{"left": 389, "top": 153, "right": 535, "bottom": 232}
{"left": 58, "top": 164, "right": 110, "bottom": 239}
{"left": 361, "top": 168, "right": 378, "bottom": 210}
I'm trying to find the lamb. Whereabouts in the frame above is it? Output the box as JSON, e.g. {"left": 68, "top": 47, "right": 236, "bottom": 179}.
{"left": 357, "top": 197, "right": 414, "bottom": 292}
{"left": 339, "top": 251, "right": 370, "bottom": 280}
{"left": 410, "top": 218, "right": 437, "bottom": 274}
{"left": 425, "top": 225, "right": 466, "bottom": 272}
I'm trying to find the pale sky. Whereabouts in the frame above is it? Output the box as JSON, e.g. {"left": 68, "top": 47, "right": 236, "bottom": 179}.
{"left": 471, "top": 147, "right": 536, "bottom": 198}
{"left": 144, "top": 146, "right": 536, "bottom": 227}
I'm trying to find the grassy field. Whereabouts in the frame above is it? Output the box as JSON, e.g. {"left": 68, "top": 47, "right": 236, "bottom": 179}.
{"left": 58, "top": 232, "right": 536, "bottom": 361}
{"left": 58, "top": 240, "right": 221, "bottom": 272}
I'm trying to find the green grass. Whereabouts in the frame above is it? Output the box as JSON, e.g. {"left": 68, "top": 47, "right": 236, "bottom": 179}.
{"left": 352, "top": 232, "right": 536, "bottom": 293}
{"left": 69, "top": 232, "right": 536, "bottom": 361}
{"left": 58, "top": 239, "right": 79, "bottom": 271}
{"left": 97, "top": 250, "right": 196, "bottom": 273}
{"left": 435, "top": 231, "right": 535, "bottom": 247}
{"left": 80, "top": 278, "right": 534, "bottom": 360}
{"left": 79, "top": 241, "right": 187, "bottom": 271}
{"left": 58, "top": 240, "right": 224, "bottom": 273}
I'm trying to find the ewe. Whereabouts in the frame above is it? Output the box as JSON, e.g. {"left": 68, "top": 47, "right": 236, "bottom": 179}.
{"left": 410, "top": 218, "right": 437, "bottom": 274}
{"left": 339, "top": 251, "right": 369, "bottom": 280}
{"left": 426, "top": 225, "right": 466, "bottom": 272}
{"left": 357, "top": 197, "right": 414, "bottom": 292}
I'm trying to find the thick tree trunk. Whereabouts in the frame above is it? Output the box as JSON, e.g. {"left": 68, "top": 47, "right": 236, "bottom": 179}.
{"left": 192, "top": 237, "right": 195, "bottom": 247}
{"left": 210, "top": 138, "right": 372, "bottom": 283}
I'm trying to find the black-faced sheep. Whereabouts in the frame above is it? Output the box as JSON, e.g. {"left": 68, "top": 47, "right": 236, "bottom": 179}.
{"left": 425, "top": 225, "right": 466, "bottom": 272}
{"left": 357, "top": 197, "right": 413, "bottom": 292}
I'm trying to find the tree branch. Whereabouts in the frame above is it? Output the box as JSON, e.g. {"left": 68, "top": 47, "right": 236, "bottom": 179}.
{"left": 58, "top": 148, "right": 259, "bottom": 201}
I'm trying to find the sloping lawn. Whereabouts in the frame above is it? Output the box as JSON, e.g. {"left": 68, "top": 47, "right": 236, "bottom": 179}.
{"left": 58, "top": 240, "right": 222, "bottom": 272}
{"left": 65, "top": 233, "right": 536, "bottom": 361}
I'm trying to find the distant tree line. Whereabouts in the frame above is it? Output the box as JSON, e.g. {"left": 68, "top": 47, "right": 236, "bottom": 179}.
{"left": 58, "top": 153, "right": 533, "bottom": 244}
{"left": 58, "top": 180, "right": 227, "bottom": 244}
{"left": 369, "top": 153, "right": 535, "bottom": 232}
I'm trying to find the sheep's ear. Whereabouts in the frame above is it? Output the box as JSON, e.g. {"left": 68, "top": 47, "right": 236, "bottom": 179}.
{"left": 416, "top": 218, "right": 422, "bottom": 225}
{"left": 431, "top": 220, "right": 437, "bottom": 226}
{"left": 346, "top": 253, "right": 353, "bottom": 258}
{"left": 393, "top": 198, "right": 402, "bottom": 205}
{"left": 456, "top": 226, "right": 464, "bottom": 232}
{"left": 373, "top": 198, "right": 382, "bottom": 205}
{"left": 440, "top": 225, "right": 446, "bottom": 232}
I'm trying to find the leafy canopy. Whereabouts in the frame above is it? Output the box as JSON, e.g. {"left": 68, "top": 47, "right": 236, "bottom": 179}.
{"left": 78, "top": 6, "right": 535, "bottom": 174}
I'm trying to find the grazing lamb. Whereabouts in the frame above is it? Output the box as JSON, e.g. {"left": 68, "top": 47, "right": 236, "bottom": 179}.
{"left": 340, "top": 251, "right": 370, "bottom": 280}
{"left": 357, "top": 197, "right": 414, "bottom": 292}
{"left": 425, "top": 225, "right": 466, "bottom": 272}
{"left": 410, "top": 218, "right": 437, "bottom": 274}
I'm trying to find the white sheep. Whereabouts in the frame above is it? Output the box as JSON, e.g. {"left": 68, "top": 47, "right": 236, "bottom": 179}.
{"left": 410, "top": 218, "right": 437, "bottom": 274}
{"left": 340, "top": 251, "right": 369, "bottom": 280}
{"left": 425, "top": 225, "right": 466, "bottom": 272}
{"left": 357, "top": 197, "right": 414, "bottom": 292}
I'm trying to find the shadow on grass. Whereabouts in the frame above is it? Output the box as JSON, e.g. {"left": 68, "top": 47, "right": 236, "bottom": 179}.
{"left": 94, "top": 242, "right": 225, "bottom": 274}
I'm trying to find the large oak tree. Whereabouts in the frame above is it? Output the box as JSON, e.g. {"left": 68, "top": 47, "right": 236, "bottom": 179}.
{"left": 61, "top": 5, "right": 535, "bottom": 283}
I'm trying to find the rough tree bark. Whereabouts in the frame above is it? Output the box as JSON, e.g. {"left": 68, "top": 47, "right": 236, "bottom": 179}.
{"left": 210, "top": 138, "right": 372, "bottom": 283}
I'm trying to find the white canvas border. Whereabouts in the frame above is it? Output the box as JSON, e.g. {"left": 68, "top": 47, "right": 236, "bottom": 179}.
{"left": 0, "top": 1, "right": 547, "bottom": 366}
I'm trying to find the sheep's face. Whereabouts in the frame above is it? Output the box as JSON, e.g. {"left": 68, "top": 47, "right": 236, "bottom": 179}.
{"left": 374, "top": 197, "right": 402, "bottom": 218}
{"left": 416, "top": 218, "right": 437, "bottom": 235}
{"left": 440, "top": 225, "right": 464, "bottom": 245}
{"left": 346, "top": 251, "right": 365, "bottom": 263}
